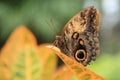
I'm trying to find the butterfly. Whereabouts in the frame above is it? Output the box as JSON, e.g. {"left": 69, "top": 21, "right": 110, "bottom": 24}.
{"left": 54, "top": 6, "right": 100, "bottom": 66}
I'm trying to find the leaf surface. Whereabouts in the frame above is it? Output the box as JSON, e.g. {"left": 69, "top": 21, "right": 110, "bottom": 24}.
{"left": 0, "top": 26, "right": 40, "bottom": 80}
{"left": 38, "top": 44, "right": 57, "bottom": 80}
{"left": 46, "top": 44, "right": 106, "bottom": 80}
{"left": 51, "top": 66, "right": 77, "bottom": 80}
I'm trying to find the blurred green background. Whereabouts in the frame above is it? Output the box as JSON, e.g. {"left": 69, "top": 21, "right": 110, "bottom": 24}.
{"left": 0, "top": 0, "right": 120, "bottom": 80}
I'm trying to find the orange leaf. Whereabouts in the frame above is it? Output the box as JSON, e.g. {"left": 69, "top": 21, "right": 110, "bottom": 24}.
{"left": 46, "top": 44, "right": 106, "bottom": 80}
{"left": 0, "top": 25, "right": 38, "bottom": 79}
{"left": 10, "top": 46, "right": 42, "bottom": 80}
{"left": 38, "top": 44, "right": 57, "bottom": 80}
{"left": 51, "top": 66, "right": 76, "bottom": 80}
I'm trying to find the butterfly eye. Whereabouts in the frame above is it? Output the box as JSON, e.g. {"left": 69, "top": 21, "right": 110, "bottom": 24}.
{"left": 75, "top": 50, "right": 86, "bottom": 61}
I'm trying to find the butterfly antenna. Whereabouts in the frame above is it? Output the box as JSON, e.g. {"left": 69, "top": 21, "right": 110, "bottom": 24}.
{"left": 51, "top": 18, "right": 59, "bottom": 35}
{"left": 46, "top": 19, "right": 58, "bottom": 36}
{"left": 46, "top": 19, "right": 59, "bottom": 46}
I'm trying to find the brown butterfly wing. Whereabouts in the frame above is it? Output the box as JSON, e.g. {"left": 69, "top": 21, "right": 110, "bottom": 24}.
{"left": 54, "top": 6, "right": 100, "bottom": 66}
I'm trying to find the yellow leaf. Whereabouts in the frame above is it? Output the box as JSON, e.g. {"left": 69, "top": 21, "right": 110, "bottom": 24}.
{"left": 0, "top": 25, "right": 106, "bottom": 80}
{"left": 0, "top": 26, "right": 39, "bottom": 80}
{"left": 46, "top": 44, "right": 106, "bottom": 80}
{"left": 51, "top": 66, "right": 76, "bottom": 80}
{"left": 38, "top": 44, "right": 57, "bottom": 80}
{"left": 10, "top": 46, "right": 41, "bottom": 80}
